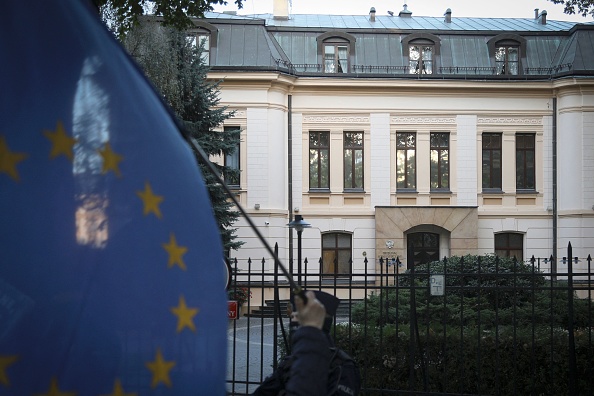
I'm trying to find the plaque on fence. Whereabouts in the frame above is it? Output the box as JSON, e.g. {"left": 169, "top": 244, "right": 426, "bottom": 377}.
{"left": 430, "top": 275, "right": 445, "bottom": 296}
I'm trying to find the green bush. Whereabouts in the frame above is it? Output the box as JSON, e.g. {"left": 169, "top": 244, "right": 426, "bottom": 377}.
{"left": 340, "top": 255, "right": 594, "bottom": 394}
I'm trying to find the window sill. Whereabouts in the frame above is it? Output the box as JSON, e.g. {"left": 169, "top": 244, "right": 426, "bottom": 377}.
{"left": 482, "top": 189, "right": 504, "bottom": 194}
{"left": 516, "top": 189, "right": 539, "bottom": 195}
{"left": 396, "top": 189, "right": 418, "bottom": 194}
{"left": 308, "top": 188, "right": 331, "bottom": 194}
{"left": 343, "top": 188, "right": 365, "bottom": 193}
{"left": 430, "top": 189, "right": 451, "bottom": 194}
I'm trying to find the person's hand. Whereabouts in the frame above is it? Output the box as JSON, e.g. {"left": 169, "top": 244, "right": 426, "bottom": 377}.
{"left": 294, "top": 291, "right": 326, "bottom": 330}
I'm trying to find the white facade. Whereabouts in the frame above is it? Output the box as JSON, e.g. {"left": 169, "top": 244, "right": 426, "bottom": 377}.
{"left": 214, "top": 75, "right": 594, "bottom": 276}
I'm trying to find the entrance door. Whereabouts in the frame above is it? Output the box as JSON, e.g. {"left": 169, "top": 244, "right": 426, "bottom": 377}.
{"left": 407, "top": 232, "right": 440, "bottom": 268}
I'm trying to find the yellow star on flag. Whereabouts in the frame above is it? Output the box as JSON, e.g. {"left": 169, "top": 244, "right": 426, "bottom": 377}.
{"left": 162, "top": 233, "right": 188, "bottom": 270}
{"left": 0, "top": 354, "right": 18, "bottom": 386}
{"left": 0, "top": 136, "right": 28, "bottom": 182}
{"left": 43, "top": 120, "right": 77, "bottom": 161}
{"left": 136, "top": 181, "right": 164, "bottom": 219}
{"left": 145, "top": 348, "right": 176, "bottom": 389}
{"left": 100, "top": 379, "right": 136, "bottom": 396}
{"left": 171, "top": 295, "right": 199, "bottom": 333}
{"left": 36, "top": 377, "right": 76, "bottom": 396}
{"left": 98, "top": 142, "right": 123, "bottom": 177}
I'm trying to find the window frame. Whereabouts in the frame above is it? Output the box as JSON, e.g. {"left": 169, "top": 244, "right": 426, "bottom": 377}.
{"left": 487, "top": 34, "right": 526, "bottom": 76}
{"left": 317, "top": 31, "right": 356, "bottom": 74}
{"left": 515, "top": 133, "right": 536, "bottom": 192}
{"left": 323, "top": 41, "right": 349, "bottom": 73}
{"left": 408, "top": 44, "right": 434, "bottom": 75}
{"left": 430, "top": 132, "right": 450, "bottom": 191}
{"left": 321, "top": 232, "right": 352, "bottom": 277}
{"left": 495, "top": 232, "right": 524, "bottom": 261}
{"left": 402, "top": 33, "right": 440, "bottom": 75}
{"left": 482, "top": 133, "right": 502, "bottom": 191}
{"left": 396, "top": 131, "right": 417, "bottom": 190}
{"left": 187, "top": 22, "right": 217, "bottom": 65}
{"left": 495, "top": 45, "right": 519, "bottom": 76}
{"left": 223, "top": 126, "right": 241, "bottom": 189}
{"left": 309, "top": 131, "right": 330, "bottom": 191}
{"left": 343, "top": 131, "right": 364, "bottom": 191}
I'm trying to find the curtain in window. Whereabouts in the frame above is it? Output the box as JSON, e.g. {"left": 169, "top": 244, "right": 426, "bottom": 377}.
{"left": 337, "top": 46, "right": 348, "bottom": 73}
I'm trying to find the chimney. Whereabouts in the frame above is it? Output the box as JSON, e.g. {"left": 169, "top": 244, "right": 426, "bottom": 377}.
{"left": 537, "top": 9, "right": 547, "bottom": 25}
{"left": 273, "top": 0, "right": 289, "bottom": 20}
{"left": 534, "top": 9, "right": 539, "bottom": 19}
{"left": 444, "top": 8, "right": 452, "bottom": 23}
{"left": 399, "top": 4, "right": 412, "bottom": 18}
{"left": 369, "top": 7, "right": 376, "bottom": 22}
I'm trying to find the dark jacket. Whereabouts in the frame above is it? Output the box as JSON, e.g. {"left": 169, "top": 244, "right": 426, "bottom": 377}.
{"left": 253, "top": 326, "right": 360, "bottom": 396}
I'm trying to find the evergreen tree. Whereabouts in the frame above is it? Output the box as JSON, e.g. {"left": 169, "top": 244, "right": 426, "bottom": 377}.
{"left": 124, "top": 21, "right": 243, "bottom": 253}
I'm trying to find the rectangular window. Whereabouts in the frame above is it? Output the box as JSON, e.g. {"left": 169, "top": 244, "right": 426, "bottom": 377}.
{"left": 322, "top": 233, "right": 352, "bottom": 276}
{"left": 343, "top": 132, "right": 363, "bottom": 190}
{"left": 496, "top": 46, "right": 519, "bottom": 75}
{"left": 224, "top": 126, "right": 240, "bottom": 188}
{"left": 396, "top": 132, "right": 416, "bottom": 189}
{"left": 309, "top": 131, "right": 330, "bottom": 190}
{"left": 188, "top": 33, "right": 210, "bottom": 64}
{"left": 430, "top": 132, "right": 449, "bottom": 190}
{"left": 409, "top": 45, "right": 433, "bottom": 74}
{"left": 482, "top": 133, "right": 502, "bottom": 190}
{"left": 516, "top": 133, "right": 535, "bottom": 191}
{"left": 495, "top": 232, "right": 523, "bottom": 261}
{"left": 324, "top": 44, "right": 348, "bottom": 73}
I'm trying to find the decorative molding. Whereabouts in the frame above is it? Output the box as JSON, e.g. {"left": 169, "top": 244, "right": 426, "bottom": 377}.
{"left": 303, "top": 115, "right": 370, "bottom": 123}
{"left": 478, "top": 117, "right": 542, "bottom": 125}
{"left": 226, "top": 110, "right": 246, "bottom": 118}
{"left": 392, "top": 116, "right": 456, "bottom": 124}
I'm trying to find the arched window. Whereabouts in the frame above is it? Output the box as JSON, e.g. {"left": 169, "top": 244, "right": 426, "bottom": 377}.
{"left": 402, "top": 33, "right": 441, "bottom": 75}
{"left": 488, "top": 34, "right": 526, "bottom": 76}
{"left": 317, "top": 31, "right": 356, "bottom": 73}
{"left": 322, "top": 232, "right": 352, "bottom": 276}
{"left": 187, "top": 21, "right": 218, "bottom": 65}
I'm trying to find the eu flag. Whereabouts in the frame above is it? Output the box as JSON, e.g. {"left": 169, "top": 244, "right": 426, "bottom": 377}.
{"left": 0, "top": 1, "right": 227, "bottom": 394}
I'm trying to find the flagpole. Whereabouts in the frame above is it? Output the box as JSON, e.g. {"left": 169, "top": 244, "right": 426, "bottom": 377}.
{"left": 185, "top": 136, "right": 306, "bottom": 302}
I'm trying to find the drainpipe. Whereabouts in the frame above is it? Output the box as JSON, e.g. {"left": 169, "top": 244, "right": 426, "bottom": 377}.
{"left": 552, "top": 97, "right": 557, "bottom": 272}
{"left": 288, "top": 95, "right": 294, "bottom": 276}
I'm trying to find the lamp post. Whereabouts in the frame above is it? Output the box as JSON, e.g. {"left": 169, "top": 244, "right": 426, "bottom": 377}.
{"left": 287, "top": 215, "right": 311, "bottom": 286}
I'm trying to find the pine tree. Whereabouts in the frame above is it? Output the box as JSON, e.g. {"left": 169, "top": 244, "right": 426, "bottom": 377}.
{"left": 124, "top": 22, "right": 243, "bottom": 253}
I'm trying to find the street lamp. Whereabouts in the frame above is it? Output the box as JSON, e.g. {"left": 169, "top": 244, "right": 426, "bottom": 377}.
{"left": 287, "top": 215, "right": 311, "bottom": 286}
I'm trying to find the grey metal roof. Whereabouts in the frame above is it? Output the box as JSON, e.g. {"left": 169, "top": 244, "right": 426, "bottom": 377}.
{"left": 204, "top": 12, "right": 594, "bottom": 77}
{"left": 214, "top": 24, "right": 280, "bottom": 67}
{"left": 552, "top": 28, "right": 594, "bottom": 71}
{"left": 223, "top": 13, "right": 579, "bottom": 32}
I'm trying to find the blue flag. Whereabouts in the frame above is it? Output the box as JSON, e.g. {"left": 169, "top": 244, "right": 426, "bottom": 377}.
{"left": 0, "top": 1, "right": 227, "bottom": 395}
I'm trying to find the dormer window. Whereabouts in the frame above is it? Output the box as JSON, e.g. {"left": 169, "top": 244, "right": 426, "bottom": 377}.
{"left": 317, "top": 31, "right": 356, "bottom": 74}
{"left": 495, "top": 45, "right": 519, "bottom": 75}
{"left": 409, "top": 44, "right": 433, "bottom": 74}
{"left": 188, "top": 32, "right": 210, "bottom": 64}
{"left": 488, "top": 34, "right": 526, "bottom": 76}
{"left": 324, "top": 41, "right": 349, "bottom": 73}
{"left": 186, "top": 21, "right": 217, "bottom": 66}
{"left": 402, "top": 33, "right": 440, "bottom": 75}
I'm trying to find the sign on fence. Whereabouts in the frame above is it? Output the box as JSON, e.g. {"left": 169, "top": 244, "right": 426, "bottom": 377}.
{"left": 228, "top": 300, "right": 239, "bottom": 320}
{"left": 430, "top": 275, "right": 445, "bottom": 296}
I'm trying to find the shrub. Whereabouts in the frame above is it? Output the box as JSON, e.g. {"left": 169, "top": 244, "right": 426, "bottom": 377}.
{"left": 340, "top": 255, "right": 594, "bottom": 394}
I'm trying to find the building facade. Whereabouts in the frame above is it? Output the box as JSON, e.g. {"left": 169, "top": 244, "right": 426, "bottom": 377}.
{"left": 195, "top": 2, "right": 594, "bottom": 281}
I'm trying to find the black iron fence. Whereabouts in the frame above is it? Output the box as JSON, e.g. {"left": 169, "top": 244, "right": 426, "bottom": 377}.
{"left": 226, "top": 243, "right": 594, "bottom": 395}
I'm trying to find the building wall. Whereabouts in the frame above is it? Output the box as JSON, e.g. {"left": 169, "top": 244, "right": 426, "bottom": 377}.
{"left": 214, "top": 73, "right": 594, "bottom": 277}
